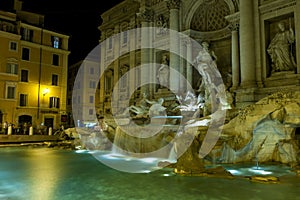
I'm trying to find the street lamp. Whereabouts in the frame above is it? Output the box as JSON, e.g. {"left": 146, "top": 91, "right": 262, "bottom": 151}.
{"left": 42, "top": 88, "right": 49, "bottom": 105}
{"left": 42, "top": 88, "right": 49, "bottom": 96}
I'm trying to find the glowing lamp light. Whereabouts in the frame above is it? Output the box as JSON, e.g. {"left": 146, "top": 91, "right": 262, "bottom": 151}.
{"left": 42, "top": 88, "right": 49, "bottom": 96}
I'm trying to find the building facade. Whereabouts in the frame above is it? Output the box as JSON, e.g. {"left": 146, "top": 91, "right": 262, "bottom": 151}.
{"left": 90, "top": 0, "right": 299, "bottom": 119}
{"left": 0, "top": 1, "right": 70, "bottom": 133}
{"left": 68, "top": 58, "right": 100, "bottom": 127}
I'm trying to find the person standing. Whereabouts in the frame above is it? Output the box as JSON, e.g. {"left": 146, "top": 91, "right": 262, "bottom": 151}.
{"left": 3, "top": 121, "right": 8, "bottom": 134}
{"left": 23, "top": 122, "right": 28, "bottom": 135}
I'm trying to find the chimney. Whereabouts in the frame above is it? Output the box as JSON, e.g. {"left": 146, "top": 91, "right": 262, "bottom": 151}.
{"left": 14, "top": 0, "right": 23, "bottom": 11}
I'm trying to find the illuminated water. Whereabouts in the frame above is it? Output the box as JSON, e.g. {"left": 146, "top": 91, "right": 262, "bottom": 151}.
{"left": 0, "top": 146, "right": 300, "bottom": 200}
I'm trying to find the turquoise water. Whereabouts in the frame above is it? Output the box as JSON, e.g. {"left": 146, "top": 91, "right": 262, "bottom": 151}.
{"left": 0, "top": 146, "right": 299, "bottom": 200}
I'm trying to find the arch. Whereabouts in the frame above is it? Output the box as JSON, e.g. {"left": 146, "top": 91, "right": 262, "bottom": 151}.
{"left": 18, "top": 115, "right": 32, "bottom": 125}
{"left": 183, "top": 0, "right": 237, "bottom": 31}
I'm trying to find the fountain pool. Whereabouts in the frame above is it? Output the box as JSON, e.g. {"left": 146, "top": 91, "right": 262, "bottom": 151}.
{"left": 0, "top": 146, "right": 299, "bottom": 200}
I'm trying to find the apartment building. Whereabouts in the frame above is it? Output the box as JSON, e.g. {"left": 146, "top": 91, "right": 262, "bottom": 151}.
{"left": 0, "top": 1, "right": 70, "bottom": 132}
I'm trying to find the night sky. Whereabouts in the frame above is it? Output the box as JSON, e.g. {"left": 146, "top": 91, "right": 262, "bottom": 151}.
{"left": 1, "top": 0, "right": 124, "bottom": 64}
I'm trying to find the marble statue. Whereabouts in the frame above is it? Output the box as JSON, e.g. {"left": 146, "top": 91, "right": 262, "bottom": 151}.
{"left": 267, "top": 21, "right": 296, "bottom": 72}
{"left": 157, "top": 55, "right": 170, "bottom": 88}
{"left": 148, "top": 98, "right": 166, "bottom": 117}
{"left": 201, "top": 41, "right": 217, "bottom": 64}
{"left": 194, "top": 43, "right": 229, "bottom": 115}
{"left": 116, "top": 93, "right": 166, "bottom": 118}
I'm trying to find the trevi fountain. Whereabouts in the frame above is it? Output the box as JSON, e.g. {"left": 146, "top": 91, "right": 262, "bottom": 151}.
{"left": 74, "top": 46, "right": 300, "bottom": 185}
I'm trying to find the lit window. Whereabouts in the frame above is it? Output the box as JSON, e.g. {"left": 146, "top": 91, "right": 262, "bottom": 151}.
{"left": 52, "top": 54, "right": 59, "bottom": 66}
{"left": 22, "top": 47, "right": 30, "bottom": 61}
{"left": 21, "top": 70, "right": 28, "bottom": 82}
{"left": 49, "top": 97, "right": 60, "bottom": 108}
{"left": 9, "top": 41, "right": 17, "bottom": 51}
{"left": 52, "top": 74, "right": 58, "bottom": 86}
{"left": 20, "top": 94, "right": 28, "bottom": 106}
{"left": 6, "top": 63, "right": 18, "bottom": 75}
{"left": 51, "top": 36, "right": 61, "bottom": 49}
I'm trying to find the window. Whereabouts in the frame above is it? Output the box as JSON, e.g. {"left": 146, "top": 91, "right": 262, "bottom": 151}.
{"left": 89, "top": 109, "right": 93, "bottom": 115}
{"left": 49, "top": 97, "right": 60, "bottom": 108}
{"left": 52, "top": 74, "right": 58, "bottom": 86}
{"left": 89, "top": 96, "right": 94, "bottom": 103}
{"left": 21, "top": 70, "right": 28, "bottom": 82}
{"left": 6, "top": 63, "right": 18, "bottom": 75}
{"left": 122, "top": 31, "right": 128, "bottom": 45}
{"left": 6, "top": 86, "right": 16, "bottom": 99}
{"left": 9, "top": 41, "right": 17, "bottom": 51}
{"left": 90, "top": 67, "right": 94, "bottom": 74}
{"left": 89, "top": 81, "right": 96, "bottom": 89}
{"left": 51, "top": 36, "right": 61, "bottom": 49}
{"left": 52, "top": 54, "right": 59, "bottom": 66}
{"left": 21, "top": 28, "right": 33, "bottom": 41}
{"left": 20, "top": 94, "right": 28, "bottom": 106}
{"left": 22, "top": 47, "right": 30, "bottom": 61}
{"left": 108, "top": 37, "right": 113, "bottom": 50}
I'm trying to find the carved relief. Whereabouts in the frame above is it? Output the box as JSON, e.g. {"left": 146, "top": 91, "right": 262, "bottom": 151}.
{"left": 166, "top": 0, "right": 181, "bottom": 10}
{"left": 137, "top": 8, "right": 154, "bottom": 22}
{"left": 228, "top": 22, "right": 239, "bottom": 32}
{"left": 156, "top": 14, "right": 169, "bottom": 35}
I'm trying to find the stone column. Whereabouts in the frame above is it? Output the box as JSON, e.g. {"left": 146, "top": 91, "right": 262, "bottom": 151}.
{"left": 99, "top": 41, "right": 106, "bottom": 114}
{"left": 296, "top": 2, "right": 300, "bottom": 74}
{"left": 167, "top": 0, "right": 181, "bottom": 93}
{"left": 113, "top": 24, "right": 120, "bottom": 111}
{"left": 180, "top": 38, "right": 187, "bottom": 92}
{"left": 138, "top": 8, "right": 154, "bottom": 95}
{"left": 239, "top": 0, "right": 256, "bottom": 88}
{"left": 129, "top": 17, "right": 137, "bottom": 101}
{"left": 229, "top": 23, "right": 240, "bottom": 90}
{"left": 186, "top": 38, "right": 193, "bottom": 90}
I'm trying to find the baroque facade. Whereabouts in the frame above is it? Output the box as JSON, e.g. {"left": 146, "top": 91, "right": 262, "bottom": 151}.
{"left": 0, "top": 1, "right": 70, "bottom": 132}
{"left": 82, "top": 0, "right": 300, "bottom": 120}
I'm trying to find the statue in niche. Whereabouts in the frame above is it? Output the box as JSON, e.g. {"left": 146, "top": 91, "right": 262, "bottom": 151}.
{"left": 267, "top": 21, "right": 296, "bottom": 73}
{"left": 157, "top": 54, "right": 170, "bottom": 89}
